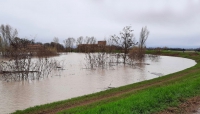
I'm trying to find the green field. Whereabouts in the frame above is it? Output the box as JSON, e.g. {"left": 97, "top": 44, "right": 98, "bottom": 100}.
{"left": 13, "top": 50, "right": 200, "bottom": 114}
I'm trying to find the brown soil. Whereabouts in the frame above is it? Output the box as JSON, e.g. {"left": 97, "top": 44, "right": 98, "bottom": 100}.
{"left": 158, "top": 96, "right": 200, "bottom": 114}
{"left": 189, "top": 53, "right": 200, "bottom": 56}
{"left": 34, "top": 68, "right": 199, "bottom": 114}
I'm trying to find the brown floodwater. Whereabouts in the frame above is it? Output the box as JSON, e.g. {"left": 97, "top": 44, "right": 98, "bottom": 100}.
{"left": 0, "top": 53, "right": 196, "bottom": 114}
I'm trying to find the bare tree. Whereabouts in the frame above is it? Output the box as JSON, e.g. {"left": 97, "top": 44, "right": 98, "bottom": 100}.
{"left": 106, "top": 37, "right": 117, "bottom": 53}
{"left": 0, "top": 36, "right": 2, "bottom": 55}
{"left": 84, "top": 36, "right": 96, "bottom": 44}
{"left": 77, "top": 36, "right": 84, "bottom": 45}
{"left": 87, "top": 36, "right": 96, "bottom": 52}
{"left": 53, "top": 37, "right": 59, "bottom": 44}
{"left": 0, "top": 25, "right": 61, "bottom": 81}
{"left": 53, "top": 37, "right": 59, "bottom": 51}
{"left": 0, "top": 24, "right": 18, "bottom": 56}
{"left": 63, "top": 37, "right": 75, "bottom": 52}
{"left": 112, "top": 26, "right": 137, "bottom": 64}
{"left": 76, "top": 36, "right": 84, "bottom": 52}
{"left": 129, "top": 26, "right": 149, "bottom": 62}
{"left": 138, "top": 26, "right": 149, "bottom": 58}
{"left": 81, "top": 36, "right": 97, "bottom": 52}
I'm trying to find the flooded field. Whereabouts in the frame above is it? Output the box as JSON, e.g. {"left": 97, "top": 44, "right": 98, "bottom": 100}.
{"left": 0, "top": 53, "right": 196, "bottom": 114}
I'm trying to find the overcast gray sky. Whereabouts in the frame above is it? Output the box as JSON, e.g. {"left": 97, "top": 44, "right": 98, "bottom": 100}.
{"left": 1, "top": 0, "right": 200, "bottom": 48}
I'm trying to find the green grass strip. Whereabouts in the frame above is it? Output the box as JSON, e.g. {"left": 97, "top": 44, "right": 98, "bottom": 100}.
{"left": 59, "top": 72, "right": 200, "bottom": 114}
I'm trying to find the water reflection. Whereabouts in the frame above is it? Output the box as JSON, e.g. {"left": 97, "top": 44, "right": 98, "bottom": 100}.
{"left": 0, "top": 53, "right": 196, "bottom": 114}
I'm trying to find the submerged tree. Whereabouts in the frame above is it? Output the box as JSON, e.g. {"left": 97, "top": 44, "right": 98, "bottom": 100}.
{"left": 112, "top": 26, "right": 137, "bottom": 64}
{"left": 53, "top": 37, "right": 59, "bottom": 51}
{"left": 129, "top": 26, "right": 149, "bottom": 61}
{"left": 0, "top": 24, "right": 58, "bottom": 81}
{"left": 138, "top": 26, "right": 149, "bottom": 58}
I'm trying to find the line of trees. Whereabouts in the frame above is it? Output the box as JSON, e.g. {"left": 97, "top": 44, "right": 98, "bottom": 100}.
{"left": 0, "top": 24, "right": 150, "bottom": 62}
{"left": 0, "top": 25, "right": 147, "bottom": 55}
{"left": 0, "top": 24, "right": 151, "bottom": 81}
{"left": 0, "top": 24, "right": 150, "bottom": 57}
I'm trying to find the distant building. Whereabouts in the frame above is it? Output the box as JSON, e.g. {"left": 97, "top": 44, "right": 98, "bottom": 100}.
{"left": 98, "top": 41, "right": 106, "bottom": 46}
{"left": 27, "top": 44, "right": 44, "bottom": 52}
{"left": 77, "top": 41, "right": 107, "bottom": 52}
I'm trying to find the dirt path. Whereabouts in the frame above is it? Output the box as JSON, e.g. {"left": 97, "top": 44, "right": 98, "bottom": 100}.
{"left": 36, "top": 69, "right": 198, "bottom": 114}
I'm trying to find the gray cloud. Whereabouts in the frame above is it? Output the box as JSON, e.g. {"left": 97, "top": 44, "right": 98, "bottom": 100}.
{"left": 0, "top": 0, "right": 200, "bottom": 48}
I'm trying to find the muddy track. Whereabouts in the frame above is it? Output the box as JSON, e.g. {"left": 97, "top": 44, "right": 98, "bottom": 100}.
{"left": 36, "top": 68, "right": 199, "bottom": 114}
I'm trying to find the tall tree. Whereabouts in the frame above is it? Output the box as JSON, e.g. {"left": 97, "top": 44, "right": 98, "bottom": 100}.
{"left": 53, "top": 37, "right": 59, "bottom": 51}
{"left": 138, "top": 26, "right": 149, "bottom": 58}
{"left": 77, "top": 36, "right": 84, "bottom": 45}
{"left": 63, "top": 37, "right": 75, "bottom": 52}
{"left": 84, "top": 36, "right": 97, "bottom": 52}
{"left": 0, "top": 24, "right": 18, "bottom": 56}
{"left": 0, "top": 36, "right": 2, "bottom": 53}
{"left": 84, "top": 36, "right": 96, "bottom": 44}
{"left": 76, "top": 36, "right": 84, "bottom": 52}
{"left": 112, "top": 26, "right": 137, "bottom": 64}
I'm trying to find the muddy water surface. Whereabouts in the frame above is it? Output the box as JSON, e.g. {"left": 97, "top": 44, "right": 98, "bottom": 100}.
{"left": 0, "top": 53, "right": 196, "bottom": 114}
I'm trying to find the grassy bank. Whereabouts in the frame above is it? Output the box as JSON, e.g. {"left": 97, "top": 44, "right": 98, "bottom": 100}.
{"left": 13, "top": 50, "right": 200, "bottom": 114}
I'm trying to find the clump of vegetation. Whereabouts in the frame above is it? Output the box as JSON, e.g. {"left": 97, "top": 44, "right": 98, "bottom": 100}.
{"left": 0, "top": 24, "right": 59, "bottom": 81}
{"left": 84, "top": 26, "right": 150, "bottom": 70}
{"left": 129, "top": 26, "right": 149, "bottom": 62}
